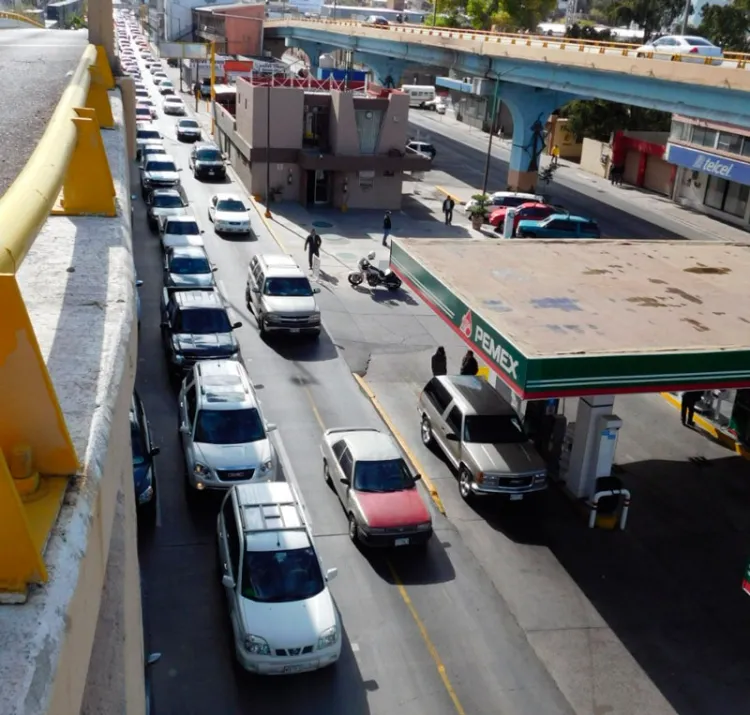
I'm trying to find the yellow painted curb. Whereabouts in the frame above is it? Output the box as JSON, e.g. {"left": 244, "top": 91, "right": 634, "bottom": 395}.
{"left": 353, "top": 373, "right": 446, "bottom": 516}
{"left": 250, "top": 198, "right": 287, "bottom": 252}
{"left": 659, "top": 392, "right": 750, "bottom": 460}
{"left": 435, "top": 185, "right": 464, "bottom": 204}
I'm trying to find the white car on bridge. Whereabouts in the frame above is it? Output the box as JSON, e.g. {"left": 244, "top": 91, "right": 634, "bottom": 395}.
{"left": 634, "top": 35, "right": 723, "bottom": 65}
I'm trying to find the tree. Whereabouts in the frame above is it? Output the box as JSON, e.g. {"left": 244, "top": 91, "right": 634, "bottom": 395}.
{"left": 561, "top": 99, "right": 671, "bottom": 142}
{"left": 697, "top": 3, "right": 750, "bottom": 53}
{"left": 424, "top": 0, "right": 466, "bottom": 27}
{"left": 466, "top": 0, "right": 557, "bottom": 31}
{"left": 595, "top": 0, "right": 686, "bottom": 41}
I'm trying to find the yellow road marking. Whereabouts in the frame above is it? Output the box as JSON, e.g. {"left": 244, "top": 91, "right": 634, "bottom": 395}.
{"left": 249, "top": 197, "right": 287, "bottom": 252}
{"left": 659, "top": 392, "right": 750, "bottom": 460}
{"left": 303, "top": 383, "right": 466, "bottom": 714}
{"left": 353, "top": 373, "right": 446, "bottom": 515}
{"left": 435, "top": 185, "right": 464, "bottom": 204}
{"left": 387, "top": 562, "right": 467, "bottom": 715}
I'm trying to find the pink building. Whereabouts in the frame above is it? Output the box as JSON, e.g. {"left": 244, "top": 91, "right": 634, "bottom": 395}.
{"left": 193, "top": 2, "right": 264, "bottom": 57}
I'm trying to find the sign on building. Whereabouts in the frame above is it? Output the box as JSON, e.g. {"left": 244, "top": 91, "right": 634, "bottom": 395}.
{"left": 158, "top": 42, "right": 209, "bottom": 59}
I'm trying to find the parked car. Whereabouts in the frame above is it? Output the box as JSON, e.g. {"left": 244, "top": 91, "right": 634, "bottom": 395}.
{"left": 178, "top": 359, "right": 275, "bottom": 489}
{"left": 208, "top": 193, "right": 251, "bottom": 234}
{"left": 406, "top": 140, "right": 436, "bottom": 160}
{"left": 135, "top": 123, "right": 162, "bottom": 160}
{"left": 320, "top": 427, "right": 432, "bottom": 547}
{"left": 159, "top": 215, "right": 204, "bottom": 251}
{"left": 516, "top": 213, "right": 601, "bottom": 238}
{"left": 464, "top": 190, "right": 543, "bottom": 214}
{"left": 163, "top": 96, "right": 187, "bottom": 117}
{"left": 163, "top": 245, "right": 216, "bottom": 290}
{"left": 162, "top": 289, "right": 241, "bottom": 377}
{"left": 418, "top": 375, "right": 548, "bottom": 503}
{"left": 146, "top": 188, "right": 188, "bottom": 231}
{"left": 216, "top": 481, "right": 341, "bottom": 673}
{"left": 140, "top": 154, "right": 180, "bottom": 198}
{"left": 189, "top": 142, "right": 227, "bottom": 180}
{"left": 634, "top": 35, "right": 723, "bottom": 65}
{"left": 176, "top": 117, "right": 202, "bottom": 142}
{"left": 130, "top": 390, "right": 160, "bottom": 519}
{"left": 159, "top": 80, "right": 175, "bottom": 96}
{"left": 423, "top": 97, "right": 447, "bottom": 114}
{"left": 489, "top": 201, "right": 558, "bottom": 232}
{"left": 135, "top": 105, "right": 152, "bottom": 123}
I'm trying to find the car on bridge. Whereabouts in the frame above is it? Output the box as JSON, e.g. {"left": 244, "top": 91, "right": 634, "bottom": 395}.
{"left": 634, "top": 35, "right": 723, "bottom": 66}
{"left": 516, "top": 212, "right": 601, "bottom": 238}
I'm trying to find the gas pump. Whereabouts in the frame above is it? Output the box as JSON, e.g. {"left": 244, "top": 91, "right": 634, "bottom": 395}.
{"left": 502, "top": 207, "right": 518, "bottom": 238}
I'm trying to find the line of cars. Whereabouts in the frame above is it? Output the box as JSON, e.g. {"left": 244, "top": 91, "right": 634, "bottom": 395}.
{"left": 119, "top": 16, "right": 437, "bottom": 678}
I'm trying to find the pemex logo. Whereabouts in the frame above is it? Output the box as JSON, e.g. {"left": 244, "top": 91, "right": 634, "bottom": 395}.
{"left": 459, "top": 310, "right": 473, "bottom": 339}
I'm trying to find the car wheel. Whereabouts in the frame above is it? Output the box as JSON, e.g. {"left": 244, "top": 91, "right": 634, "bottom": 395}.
{"left": 458, "top": 467, "right": 475, "bottom": 503}
{"left": 323, "top": 459, "right": 332, "bottom": 485}
{"left": 258, "top": 314, "right": 267, "bottom": 336}
{"left": 420, "top": 416, "right": 434, "bottom": 446}
{"left": 348, "top": 513, "right": 359, "bottom": 544}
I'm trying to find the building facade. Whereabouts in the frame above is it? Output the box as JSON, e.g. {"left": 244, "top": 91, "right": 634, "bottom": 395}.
{"left": 192, "top": 2, "right": 265, "bottom": 56}
{"left": 212, "top": 79, "right": 431, "bottom": 209}
{"left": 666, "top": 115, "right": 750, "bottom": 229}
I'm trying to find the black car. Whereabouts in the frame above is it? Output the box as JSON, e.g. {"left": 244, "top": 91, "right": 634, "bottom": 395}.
{"left": 163, "top": 245, "right": 216, "bottom": 289}
{"left": 189, "top": 143, "right": 227, "bottom": 180}
{"left": 160, "top": 288, "right": 241, "bottom": 377}
{"left": 130, "top": 390, "right": 160, "bottom": 520}
{"left": 146, "top": 188, "right": 188, "bottom": 231}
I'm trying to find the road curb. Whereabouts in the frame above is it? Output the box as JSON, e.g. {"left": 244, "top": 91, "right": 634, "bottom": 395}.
{"left": 249, "top": 198, "right": 287, "bottom": 252}
{"left": 352, "top": 373, "right": 446, "bottom": 516}
{"left": 660, "top": 392, "right": 750, "bottom": 460}
{"left": 435, "top": 185, "right": 464, "bottom": 204}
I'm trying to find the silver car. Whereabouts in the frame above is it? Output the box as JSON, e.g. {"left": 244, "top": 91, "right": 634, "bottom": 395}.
{"left": 418, "top": 375, "right": 547, "bottom": 502}
{"left": 178, "top": 360, "right": 278, "bottom": 491}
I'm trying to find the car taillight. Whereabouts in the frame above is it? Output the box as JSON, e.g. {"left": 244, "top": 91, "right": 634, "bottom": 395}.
{"left": 689, "top": 47, "right": 699, "bottom": 53}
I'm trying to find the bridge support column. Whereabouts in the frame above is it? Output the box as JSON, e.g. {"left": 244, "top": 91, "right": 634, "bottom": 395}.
{"left": 357, "top": 54, "right": 405, "bottom": 88}
{"left": 498, "top": 85, "right": 575, "bottom": 192}
{"left": 89, "top": 0, "right": 115, "bottom": 67}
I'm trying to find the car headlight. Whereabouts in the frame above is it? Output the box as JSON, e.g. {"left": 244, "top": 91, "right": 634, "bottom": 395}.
{"left": 317, "top": 625, "right": 338, "bottom": 650}
{"left": 243, "top": 635, "right": 271, "bottom": 656}
{"left": 534, "top": 472, "right": 547, "bottom": 483}
{"left": 258, "top": 460, "right": 273, "bottom": 473}
{"left": 143, "top": 177, "right": 152, "bottom": 185}
{"left": 416, "top": 522, "right": 432, "bottom": 531}
{"left": 307, "top": 313, "right": 321, "bottom": 324}
{"left": 265, "top": 314, "right": 281, "bottom": 324}
{"left": 193, "top": 462, "right": 210, "bottom": 477}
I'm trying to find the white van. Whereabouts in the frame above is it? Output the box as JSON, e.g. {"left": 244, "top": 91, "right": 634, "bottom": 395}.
{"left": 400, "top": 84, "right": 436, "bottom": 108}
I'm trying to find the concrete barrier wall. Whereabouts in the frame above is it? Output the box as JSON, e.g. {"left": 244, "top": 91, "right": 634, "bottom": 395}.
{"left": 1, "top": 90, "right": 144, "bottom": 715}
{"left": 580, "top": 137, "right": 610, "bottom": 178}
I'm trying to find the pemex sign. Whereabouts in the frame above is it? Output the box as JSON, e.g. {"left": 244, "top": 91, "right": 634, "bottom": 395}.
{"left": 459, "top": 309, "right": 520, "bottom": 383}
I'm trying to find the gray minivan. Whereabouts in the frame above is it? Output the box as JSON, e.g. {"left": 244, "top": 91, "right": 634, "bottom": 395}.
{"left": 418, "top": 375, "right": 548, "bottom": 502}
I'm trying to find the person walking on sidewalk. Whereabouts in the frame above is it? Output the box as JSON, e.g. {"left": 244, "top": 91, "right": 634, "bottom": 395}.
{"left": 551, "top": 144, "right": 560, "bottom": 167}
{"left": 382, "top": 211, "right": 392, "bottom": 246}
{"left": 304, "top": 228, "right": 322, "bottom": 272}
{"left": 460, "top": 350, "right": 479, "bottom": 376}
{"left": 442, "top": 197, "right": 455, "bottom": 226}
{"left": 681, "top": 390, "right": 703, "bottom": 427}
{"left": 431, "top": 347, "right": 447, "bottom": 376}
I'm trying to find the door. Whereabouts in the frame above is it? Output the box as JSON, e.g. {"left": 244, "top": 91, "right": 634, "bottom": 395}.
{"left": 220, "top": 498, "right": 242, "bottom": 640}
{"left": 306, "top": 171, "right": 316, "bottom": 205}
{"left": 444, "top": 405, "right": 464, "bottom": 464}
{"left": 251, "top": 269, "right": 264, "bottom": 314}
{"left": 181, "top": 383, "right": 197, "bottom": 463}
{"left": 314, "top": 170, "right": 329, "bottom": 205}
{"left": 336, "top": 446, "right": 355, "bottom": 508}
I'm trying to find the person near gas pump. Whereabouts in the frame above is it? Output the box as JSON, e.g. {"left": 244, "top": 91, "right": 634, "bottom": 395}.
{"left": 681, "top": 390, "right": 703, "bottom": 427}
{"left": 460, "top": 350, "right": 479, "bottom": 376}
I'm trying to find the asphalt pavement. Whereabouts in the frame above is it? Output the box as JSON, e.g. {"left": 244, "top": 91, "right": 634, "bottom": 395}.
{"left": 134, "top": 67, "right": 576, "bottom": 715}
{"left": 0, "top": 28, "right": 89, "bottom": 198}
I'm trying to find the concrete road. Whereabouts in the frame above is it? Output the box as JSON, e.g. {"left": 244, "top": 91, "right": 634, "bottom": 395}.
{"left": 0, "top": 29, "right": 89, "bottom": 198}
{"left": 134, "top": 66, "right": 575, "bottom": 715}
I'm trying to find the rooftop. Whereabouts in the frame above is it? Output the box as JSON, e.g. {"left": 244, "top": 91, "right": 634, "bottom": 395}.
{"left": 391, "top": 238, "right": 750, "bottom": 398}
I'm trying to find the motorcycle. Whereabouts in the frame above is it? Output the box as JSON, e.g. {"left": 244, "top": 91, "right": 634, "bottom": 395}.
{"left": 348, "top": 252, "right": 402, "bottom": 291}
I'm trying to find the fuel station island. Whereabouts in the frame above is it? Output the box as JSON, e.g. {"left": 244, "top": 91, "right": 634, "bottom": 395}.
{"left": 390, "top": 238, "right": 750, "bottom": 522}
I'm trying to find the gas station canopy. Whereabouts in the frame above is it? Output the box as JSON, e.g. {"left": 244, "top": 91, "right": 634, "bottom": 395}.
{"left": 390, "top": 238, "right": 750, "bottom": 399}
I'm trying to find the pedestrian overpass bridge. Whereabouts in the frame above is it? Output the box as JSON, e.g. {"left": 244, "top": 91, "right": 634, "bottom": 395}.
{"left": 264, "top": 18, "right": 750, "bottom": 190}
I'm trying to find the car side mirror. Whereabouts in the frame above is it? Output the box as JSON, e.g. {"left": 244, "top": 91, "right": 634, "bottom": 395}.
{"left": 221, "top": 574, "right": 235, "bottom": 589}
{"left": 201, "top": 229, "right": 205, "bottom": 234}
{"left": 266, "top": 422, "right": 277, "bottom": 432}
{"left": 179, "top": 424, "right": 189, "bottom": 434}
{"left": 326, "top": 567, "right": 338, "bottom": 582}
{"left": 312, "top": 286, "right": 321, "bottom": 294}
{"left": 231, "top": 321, "right": 242, "bottom": 330}
{"left": 445, "top": 433, "right": 458, "bottom": 441}
{"left": 136, "top": 279, "right": 144, "bottom": 287}
{"left": 413, "top": 473, "right": 421, "bottom": 481}
{"left": 212, "top": 266, "right": 218, "bottom": 272}
{"left": 252, "top": 287, "right": 260, "bottom": 294}
{"left": 150, "top": 446, "right": 160, "bottom": 457}
{"left": 340, "top": 477, "right": 350, "bottom": 486}
{"left": 146, "top": 652, "right": 162, "bottom": 667}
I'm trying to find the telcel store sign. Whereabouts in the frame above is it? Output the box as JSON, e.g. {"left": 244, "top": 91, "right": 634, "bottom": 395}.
{"left": 691, "top": 153, "right": 733, "bottom": 177}
{"left": 667, "top": 143, "right": 750, "bottom": 184}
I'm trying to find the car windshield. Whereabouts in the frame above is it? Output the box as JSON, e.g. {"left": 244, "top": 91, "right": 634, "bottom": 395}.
{"left": 216, "top": 199, "right": 245, "bottom": 212}
{"left": 170, "top": 254, "right": 211, "bottom": 274}
{"left": 500, "top": 196, "right": 529, "bottom": 207}
{"left": 241, "top": 547, "right": 325, "bottom": 603}
{"left": 353, "top": 458, "right": 414, "bottom": 492}
{"left": 196, "top": 149, "right": 222, "bottom": 161}
{"left": 166, "top": 220, "right": 199, "bottom": 235}
{"left": 130, "top": 421, "right": 146, "bottom": 465}
{"left": 146, "top": 160, "right": 176, "bottom": 172}
{"left": 153, "top": 193, "right": 184, "bottom": 208}
{"left": 176, "top": 307, "right": 231, "bottom": 333}
{"left": 463, "top": 414, "right": 528, "bottom": 444}
{"left": 180, "top": 120, "right": 198, "bottom": 128}
{"left": 194, "top": 407, "right": 265, "bottom": 444}
{"left": 137, "top": 130, "right": 160, "bottom": 140}
{"left": 263, "top": 277, "right": 313, "bottom": 297}
{"left": 136, "top": 107, "right": 149, "bottom": 114}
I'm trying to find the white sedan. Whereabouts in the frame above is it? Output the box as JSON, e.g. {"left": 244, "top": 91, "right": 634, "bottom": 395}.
{"left": 463, "top": 191, "right": 544, "bottom": 214}
{"left": 634, "top": 35, "right": 723, "bottom": 65}
{"left": 208, "top": 194, "right": 252, "bottom": 234}
{"left": 162, "top": 97, "right": 186, "bottom": 116}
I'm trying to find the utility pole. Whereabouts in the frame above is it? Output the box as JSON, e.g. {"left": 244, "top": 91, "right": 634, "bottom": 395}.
{"left": 481, "top": 78, "right": 500, "bottom": 195}
{"left": 210, "top": 40, "right": 216, "bottom": 136}
{"left": 680, "top": 0, "right": 691, "bottom": 34}
{"left": 265, "top": 78, "right": 272, "bottom": 218}
{"left": 432, "top": 0, "right": 437, "bottom": 26}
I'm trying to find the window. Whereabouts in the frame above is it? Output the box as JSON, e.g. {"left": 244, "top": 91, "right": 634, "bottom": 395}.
{"left": 186, "top": 385, "right": 197, "bottom": 425}
{"left": 547, "top": 219, "right": 574, "bottom": 231}
{"left": 464, "top": 414, "right": 528, "bottom": 444}
{"left": 194, "top": 408, "right": 266, "bottom": 444}
{"left": 222, "top": 499, "right": 241, "bottom": 576}
{"left": 131, "top": 419, "right": 147, "bottom": 465}
{"left": 263, "top": 277, "right": 313, "bottom": 297}
{"left": 196, "top": 148, "right": 222, "bottom": 162}
{"left": 176, "top": 308, "right": 232, "bottom": 334}
{"left": 154, "top": 193, "right": 185, "bottom": 208}
{"left": 704, "top": 176, "right": 728, "bottom": 210}
{"left": 353, "top": 459, "right": 414, "bottom": 492}
{"left": 446, "top": 406, "right": 463, "bottom": 436}
{"left": 424, "top": 378, "right": 452, "bottom": 412}
{"left": 241, "top": 547, "right": 325, "bottom": 603}
{"left": 332, "top": 440, "right": 346, "bottom": 460}
{"left": 705, "top": 176, "right": 750, "bottom": 217}
{"left": 692, "top": 127, "right": 717, "bottom": 148}
{"left": 717, "top": 132, "right": 743, "bottom": 155}
{"left": 216, "top": 198, "right": 246, "bottom": 212}
{"left": 338, "top": 448, "right": 354, "bottom": 480}
{"left": 166, "top": 220, "right": 200, "bottom": 235}
{"left": 669, "top": 120, "right": 689, "bottom": 142}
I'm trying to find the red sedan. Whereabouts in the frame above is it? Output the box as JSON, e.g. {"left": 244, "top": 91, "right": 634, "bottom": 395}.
{"left": 489, "top": 202, "right": 558, "bottom": 232}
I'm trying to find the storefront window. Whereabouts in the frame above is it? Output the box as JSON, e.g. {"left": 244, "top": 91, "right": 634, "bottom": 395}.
{"left": 670, "top": 120, "right": 689, "bottom": 142}
{"left": 717, "top": 132, "right": 743, "bottom": 155}
{"left": 704, "top": 176, "right": 726, "bottom": 210}
{"left": 692, "top": 127, "right": 718, "bottom": 148}
{"left": 741, "top": 138, "right": 750, "bottom": 158}
{"left": 704, "top": 175, "right": 750, "bottom": 218}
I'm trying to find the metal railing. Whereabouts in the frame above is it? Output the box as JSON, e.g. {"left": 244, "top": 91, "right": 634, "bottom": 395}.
{"left": 265, "top": 18, "right": 750, "bottom": 69}
{"left": 0, "top": 43, "right": 116, "bottom": 601}
{"left": 0, "top": 10, "right": 45, "bottom": 28}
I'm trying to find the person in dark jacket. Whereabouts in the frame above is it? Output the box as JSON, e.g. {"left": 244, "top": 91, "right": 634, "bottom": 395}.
{"left": 681, "top": 390, "right": 703, "bottom": 427}
{"left": 460, "top": 350, "right": 479, "bottom": 376}
{"left": 442, "top": 197, "right": 455, "bottom": 225}
{"left": 431, "top": 347, "right": 447, "bottom": 376}
{"left": 304, "top": 229, "right": 322, "bottom": 271}
{"left": 382, "top": 211, "right": 392, "bottom": 246}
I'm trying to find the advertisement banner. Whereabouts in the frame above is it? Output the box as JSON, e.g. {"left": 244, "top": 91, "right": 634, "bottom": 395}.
{"left": 224, "top": 59, "right": 254, "bottom": 83}
{"left": 157, "top": 42, "right": 209, "bottom": 59}
{"left": 665, "top": 143, "right": 750, "bottom": 185}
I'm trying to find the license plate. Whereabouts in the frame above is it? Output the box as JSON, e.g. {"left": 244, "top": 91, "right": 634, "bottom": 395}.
{"left": 289, "top": 328, "right": 300, "bottom": 333}
{"left": 394, "top": 537, "right": 410, "bottom": 546}
{"left": 208, "top": 170, "right": 215, "bottom": 175}
{"left": 282, "top": 665, "right": 303, "bottom": 673}
{"left": 510, "top": 494, "right": 524, "bottom": 501}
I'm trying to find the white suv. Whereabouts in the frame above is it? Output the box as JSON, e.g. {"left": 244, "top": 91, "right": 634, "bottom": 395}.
{"left": 217, "top": 481, "right": 341, "bottom": 674}
{"left": 178, "top": 360, "right": 277, "bottom": 490}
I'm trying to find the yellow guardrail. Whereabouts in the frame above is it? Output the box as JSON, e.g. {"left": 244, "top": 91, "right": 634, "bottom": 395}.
{"left": 0, "top": 43, "right": 115, "bottom": 600}
{"left": 266, "top": 18, "right": 750, "bottom": 69}
{"left": 0, "top": 10, "right": 45, "bottom": 28}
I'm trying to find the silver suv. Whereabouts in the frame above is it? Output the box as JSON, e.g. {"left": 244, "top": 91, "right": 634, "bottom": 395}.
{"left": 245, "top": 254, "right": 321, "bottom": 339}
{"left": 418, "top": 375, "right": 547, "bottom": 502}
{"left": 178, "top": 360, "right": 277, "bottom": 491}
